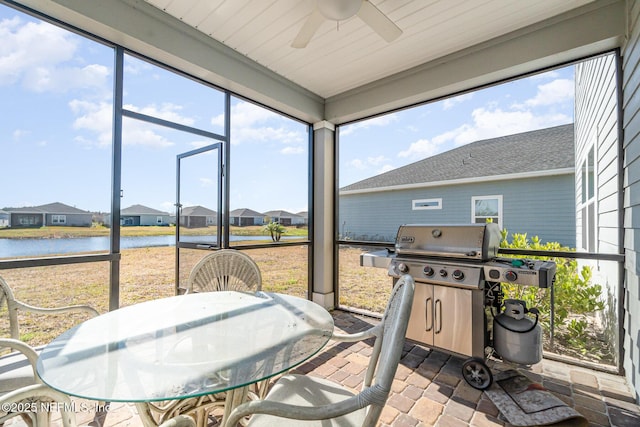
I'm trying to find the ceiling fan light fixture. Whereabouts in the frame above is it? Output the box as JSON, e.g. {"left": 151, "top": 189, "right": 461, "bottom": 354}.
{"left": 291, "top": 0, "right": 401, "bottom": 48}
{"left": 316, "top": 0, "right": 362, "bottom": 21}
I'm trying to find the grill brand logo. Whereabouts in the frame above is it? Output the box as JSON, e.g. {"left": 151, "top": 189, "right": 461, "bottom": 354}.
{"left": 399, "top": 236, "right": 415, "bottom": 243}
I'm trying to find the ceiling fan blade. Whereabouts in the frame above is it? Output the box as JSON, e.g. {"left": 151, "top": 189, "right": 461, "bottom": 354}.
{"left": 291, "top": 9, "right": 325, "bottom": 48}
{"left": 357, "top": 1, "right": 402, "bottom": 42}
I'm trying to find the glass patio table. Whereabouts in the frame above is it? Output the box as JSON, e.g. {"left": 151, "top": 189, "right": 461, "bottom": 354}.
{"left": 36, "top": 291, "right": 334, "bottom": 426}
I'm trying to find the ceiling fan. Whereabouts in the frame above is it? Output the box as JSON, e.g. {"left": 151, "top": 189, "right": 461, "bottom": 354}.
{"left": 291, "top": 0, "right": 402, "bottom": 48}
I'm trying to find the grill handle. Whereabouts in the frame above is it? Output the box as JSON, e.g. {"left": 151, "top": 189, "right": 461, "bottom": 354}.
{"left": 435, "top": 299, "right": 442, "bottom": 334}
{"left": 425, "top": 297, "right": 433, "bottom": 332}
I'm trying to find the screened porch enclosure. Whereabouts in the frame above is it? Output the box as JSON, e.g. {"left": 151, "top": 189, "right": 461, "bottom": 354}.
{"left": 0, "top": 0, "right": 638, "bottom": 403}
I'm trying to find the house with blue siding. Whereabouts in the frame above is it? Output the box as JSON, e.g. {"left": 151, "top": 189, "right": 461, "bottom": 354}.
{"left": 574, "top": 54, "right": 621, "bottom": 366}
{"left": 339, "top": 124, "right": 576, "bottom": 247}
{"left": 104, "top": 204, "right": 174, "bottom": 227}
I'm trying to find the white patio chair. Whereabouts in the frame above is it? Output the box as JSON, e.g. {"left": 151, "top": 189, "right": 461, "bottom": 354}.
{"left": 145, "top": 250, "right": 263, "bottom": 426}
{"left": 0, "top": 275, "right": 100, "bottom": 341}
{"left": 0, "top": 274, "right": 99, "bottom": 405}
{"left": 158, "top": 415, "right": 196, "bottom": 427}
{"left": 0, "top": 338, "right": 77, "bottom": 427}
{"left": 186, "top": 250, "right": 262, "bottom": 293}
{"left": 225, "top": 274, "right": 416, "bottom": 427}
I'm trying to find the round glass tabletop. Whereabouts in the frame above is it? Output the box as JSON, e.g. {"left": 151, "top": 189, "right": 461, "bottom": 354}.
{"left": 37, "top": 291, "right": 334, "bottom": 402}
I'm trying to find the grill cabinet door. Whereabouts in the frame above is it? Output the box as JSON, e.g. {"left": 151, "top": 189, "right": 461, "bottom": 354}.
{"left": 406, "top": 283, "right": 434, "bottom": 346}
{"left": 434, "top": 286, "right": 473, "bottom": 356}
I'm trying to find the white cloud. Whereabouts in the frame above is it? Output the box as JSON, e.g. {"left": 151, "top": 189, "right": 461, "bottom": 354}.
{"left": 349, "top": 159, "right": 365, "bottom": 169}
{"left": 70, "top": 100, "right": 113, "bottom": 147}
{"left": 12, "top": 129, "right": 29, "bottom": 140}
{"left": 453, "top": 107, "right": 571, "bottom": 145}
{"left": 523, "top": 78, "right": 574, "bottom": 107}
{"left": 212, "top": 102, "right": 279, "bottom": 129}
{"left": 366, "top": 155, "right": 386, "bottom": 165}
{"left": 125, "top": 103, "right": 195, "bottom": 126}
{"left": 23, "top": 63, "right": 109, "bottom": 93}
{"left": 211, "top": 101, "right": 305, "bottom": 150}
{"left": 398, "top": 138, "right": 443, "bottom": 158}
{"left": 442, "top": 93, "right": 474, "bottom": 110}
{"left": 0, "top": 17, "right": 108, "bottom": 93}
{"left": 348, "top": 155, "right": 391, "bottom": 170}
{"left": 71, "top": 100, "right": 176, "bottom": 148}
{"left": 122, "top": 125, "right": 174, "bottom": 148}
{"left": 398, "top": 106, "right": 571, "bottom": 159}
{"left": 340, "top": 113, "right": 398, "bottom": 136}
{"left": 511, "top": 78, "right": 575, "bottom": 110}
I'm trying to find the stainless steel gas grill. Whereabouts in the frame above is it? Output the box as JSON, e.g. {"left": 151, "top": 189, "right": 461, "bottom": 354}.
{"left": 382, "top": 223, "right": 556, "bottom": 389}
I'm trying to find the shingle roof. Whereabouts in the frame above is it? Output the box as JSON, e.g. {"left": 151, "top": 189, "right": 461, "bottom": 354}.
{"left": 230, "top": 208, "right": 265, "bottom": 217}
{"left": 264, "top": 210, "right": 301, "bottom": 218}
{"left": 181, "top": 205, "right": 217, "bottom": 216}
{"left": 3, "top": 202, "right": 90, "bottom": 214}
{"left": 341, "top": 124, "right": 574, "bottom": 192}
{"left": 121, "top": 204, "right": 170, "bottom": 215}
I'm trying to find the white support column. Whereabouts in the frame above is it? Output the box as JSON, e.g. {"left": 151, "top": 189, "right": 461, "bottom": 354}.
{"left": 312, "top": 121, "right": 336, "bottom": 309}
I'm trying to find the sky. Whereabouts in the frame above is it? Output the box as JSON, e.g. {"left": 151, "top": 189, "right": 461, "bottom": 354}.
{"left": 339, "top": 70, "right": 574, "bottom": 187}
{"left": 0, "top": 4, "right": 574, "bottom": 215}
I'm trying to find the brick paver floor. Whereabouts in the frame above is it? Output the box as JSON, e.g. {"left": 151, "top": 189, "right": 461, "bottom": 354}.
{"left": 8, "top": 310, "right": 640, "bottom": 426}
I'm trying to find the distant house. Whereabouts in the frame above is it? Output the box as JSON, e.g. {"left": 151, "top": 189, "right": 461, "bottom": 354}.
{"left": 263, "top": 210, "right": 305, "bottom": 226}
{"left": 0, "top": 210, "right": 9, "bottom": 228}
{"left": 339, "top": 124, "right": 576, "bottom": 247}
{"left": 2, "top": 202, "right": 93, "bottom": 228}
{"left": 296, "top": 211, "right": 309, "bottom": 225}
{"left": 104, "top": 204, "right": 174, "bottom": 226}
{"left": 230, "top": 208, "right": 265, "bottom": 226}
{"left": 180, "top": 205, "right": 218, "bottom": 228}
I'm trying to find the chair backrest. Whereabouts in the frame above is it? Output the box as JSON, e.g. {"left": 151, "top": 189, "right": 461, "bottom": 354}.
{"left": 187, "top": 249, "right": 262, "bottom": 293}
{"left": 0, "top": 276, "right": 21, "bottom": 340}
{"left": 360, "top": 274, "right": 415, "bottom": 427}
{"left": 1, "top": 275, "right": 99, "bottom": 341}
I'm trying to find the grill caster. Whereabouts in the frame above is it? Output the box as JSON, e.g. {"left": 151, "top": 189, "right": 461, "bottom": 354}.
{"left": 462, "top": 357, "right": 493, "bottom": 390}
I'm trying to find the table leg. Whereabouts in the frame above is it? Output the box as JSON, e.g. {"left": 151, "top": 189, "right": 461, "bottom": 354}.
{"left": 220, "top": 387, "right": 248, "bottom": 427}
{"left": 136, "top": 402, "right": 161, "bottom": 427}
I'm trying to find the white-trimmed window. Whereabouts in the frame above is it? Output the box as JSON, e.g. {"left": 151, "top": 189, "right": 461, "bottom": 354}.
{"left": 52, "top": 215, "right": 66, "bottom": 224}
{"left": 580, "top": 146, "right": 596, "bottom": 252}
{"left": 412, "top": 198, "right": 442, "bottom": 210}
{"left": 156, "top": 216, "right": 163, "bottom": 224}
{"left": 472, "top": 195, "right": 502, "bottom": 227}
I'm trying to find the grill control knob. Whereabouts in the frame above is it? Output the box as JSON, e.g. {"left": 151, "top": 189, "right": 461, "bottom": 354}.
{"left": 452, "top": 270, "right": 465, "bottom": 281}
{"left": 488, "top": 269, "right": 501, "bottom": 280}
{"left": 439, "top": 269, "right": 447, "bottom": 278}
{"left": 505, "top": 270, "right": 518, "bottom": 282}
{"left": 397, "top": 263, "right": 409, "bottom": 274}
{"left": 423, "top": 266, "right": 434, "bottom": 276}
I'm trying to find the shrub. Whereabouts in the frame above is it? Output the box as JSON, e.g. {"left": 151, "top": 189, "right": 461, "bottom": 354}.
{"left": 499, "top": 229, "right": 608, "bottom": 359}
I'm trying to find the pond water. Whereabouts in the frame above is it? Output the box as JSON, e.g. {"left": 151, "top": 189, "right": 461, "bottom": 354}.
{"left": 0, "top": 235, "right": 303, "bottom": 257}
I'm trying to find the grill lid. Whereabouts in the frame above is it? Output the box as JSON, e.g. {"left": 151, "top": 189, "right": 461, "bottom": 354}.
{"left": 395, "top": 223, "right": 501, "bottom": 261}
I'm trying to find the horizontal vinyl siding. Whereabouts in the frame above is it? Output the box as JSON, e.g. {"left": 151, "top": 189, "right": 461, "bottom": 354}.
{"left": 339, "top": 174, "right": 575, "bottom": 247}
{"left": 576, "top": 52, "right": 622, "bottom": 373}
{"left": 623, "top": 0, "right": 640, "bottom": 401}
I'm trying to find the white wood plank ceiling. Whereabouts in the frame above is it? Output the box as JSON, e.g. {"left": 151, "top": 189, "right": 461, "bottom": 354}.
{"left": 143, "top": 0, "right": 594, "bottom": 99}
